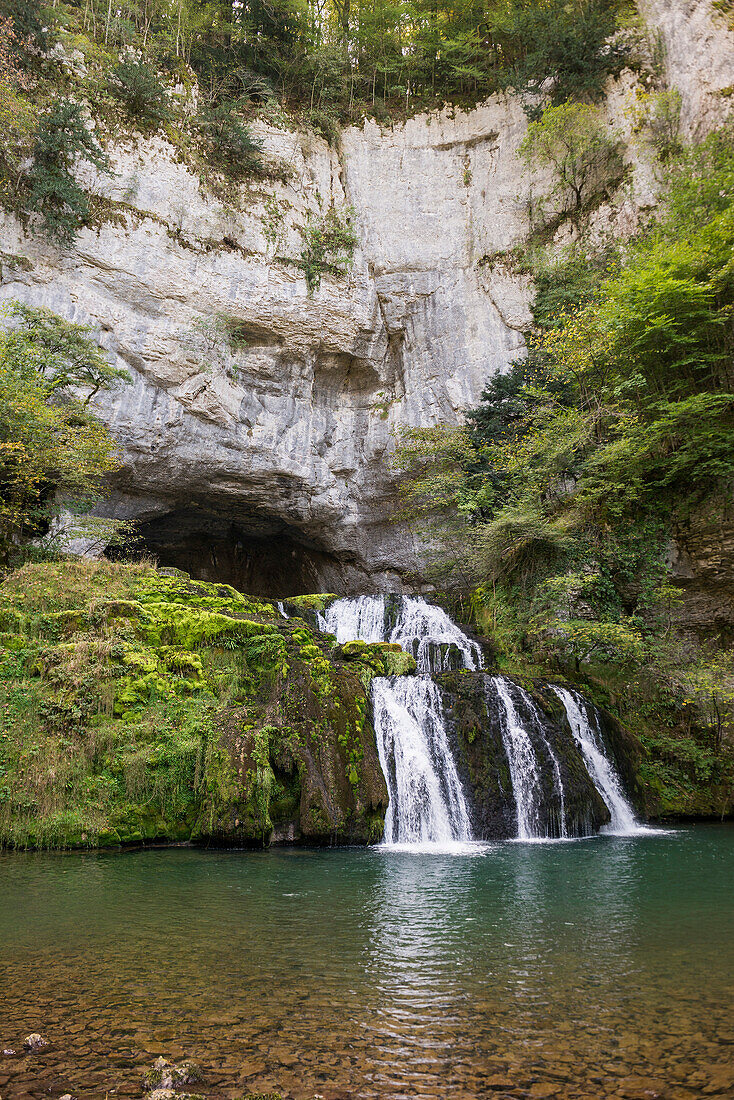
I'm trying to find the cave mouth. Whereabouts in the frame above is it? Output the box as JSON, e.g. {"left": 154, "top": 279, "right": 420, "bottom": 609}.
{"left": 107, "top": 507, "right": 353, "bottom": 599}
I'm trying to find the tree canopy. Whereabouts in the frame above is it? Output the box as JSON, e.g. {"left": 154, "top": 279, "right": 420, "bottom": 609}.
{"left": 0, "top": 302, "right": 129, "bottom": 566}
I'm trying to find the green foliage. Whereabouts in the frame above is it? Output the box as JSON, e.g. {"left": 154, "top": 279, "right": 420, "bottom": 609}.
{"left": 107, "top": 57, "right": 171, "bottom": 122}
{"left": 0, "top": 13, "right": 36, "bottom": 190}
{"left": 8, "top": 301, "right": 131, "bottom": 399}
{"left": 6, "top": 0, "right": 635, "bottom": 155}
{"left": 195, "top": 102, "right": 264, "bottom": 177}
{"left": 298, "top": 203, "right": 357, "bottom": 294}
{"left": 635, "top": 88, "right": 683, "bottom": 162}
{"left": 520, "top": 101, "right": 625, "bottom": 218}
{"left": 0, "top": 301, "right": 128, "bottom": 565}
{"left": 23, "top": 99, "right": 109, "bottom": 245}
{"left": 492, "top": 0, "right": 632, "bottom": 111}
{"left": 0, "top": 559, "right": 411, "bottom": 848}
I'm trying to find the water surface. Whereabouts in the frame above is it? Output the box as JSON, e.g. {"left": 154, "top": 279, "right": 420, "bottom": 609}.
{"left": 1, "top": 828, "right": 733, "bottom": 1099}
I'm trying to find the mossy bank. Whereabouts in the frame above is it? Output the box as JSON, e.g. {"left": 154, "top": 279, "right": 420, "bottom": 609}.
{"left": 0, "top": 560, "right": 416, "bottom": 850}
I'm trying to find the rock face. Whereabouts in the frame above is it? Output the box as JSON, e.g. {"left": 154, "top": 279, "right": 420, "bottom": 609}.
{"left": 670, "top": 491, "right": 734, "bottom": 640}
{"left": 0, "top": 106, "right": 535, "bottom": 595}
{"left": 638, "top": 0, "right": 734, "bottom": 139}
{"left": 439, "top": 672, "right": 610, "bottom": 839}
{"left": 0, "top": 2, "right": 732, "bottom": 596}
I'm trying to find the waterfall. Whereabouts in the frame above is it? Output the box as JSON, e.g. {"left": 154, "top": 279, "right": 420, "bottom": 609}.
{"left": 320, "top": 596, "right": 477, "bottom": 847}
{"left": 372, "top": 677, "right": 472, "bottom": 845}
{"left": 491, "top": 676, "right": 567, "bottom": 840}
{"left": 318, "top": 595, "right": 387, "bottom": 645}
{"left": 317, "top": 597, "right": 646, "bottom": 845}
{"left": 319, "top": 595, "right": 483, "bottom": 674}
{"left": 551, "top": 686, "right": 643, "bottom": 836}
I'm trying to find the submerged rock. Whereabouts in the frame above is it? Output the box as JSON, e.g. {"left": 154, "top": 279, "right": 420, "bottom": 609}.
{"left": 23, "top": 1033, "right": 49, "bottom": 1052}
{"left": 145, "top": 1091, "right": 206, "bottom": 1100}
{"left": 143, "top": 1056, "right": 202, "bottom": 1089}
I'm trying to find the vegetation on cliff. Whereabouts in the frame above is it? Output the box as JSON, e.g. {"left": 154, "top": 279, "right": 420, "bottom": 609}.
{"left": 0, "top": 301, "right": 129, "bottom": 567}
{"left": 396, "top": 119, "right": 734, "bottom": 819}
{"left": 0, "top": 0, "right": 643, "bottom": 244}
{"left": 0, "top": 558, "right": 417, "bottom": 849}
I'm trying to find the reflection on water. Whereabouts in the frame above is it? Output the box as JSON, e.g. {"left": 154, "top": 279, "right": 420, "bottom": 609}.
{"left": 0, "top": 829, "right": 733, "bottom": 1100}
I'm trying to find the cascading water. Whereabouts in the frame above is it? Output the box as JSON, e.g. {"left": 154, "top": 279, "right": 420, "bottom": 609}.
{"left": 319, "top": 595, "right": 483, "bottom": 674}
{"left": 491, "top": 677, "right": 544, "bottom": 840}
{"left": 318, "top": 596, "right": 647, "bottom": 845}
{"left": 320, "top": 596, "right": 477, "bottom": 846}
{"left": 551, "top": 685, "right": 644, "bottom": 836}
{"left": 372, "top": 677, "right": 472, "bottom": 845}
{"left": 490, "top": 676, "right": 567, "bottom": 840}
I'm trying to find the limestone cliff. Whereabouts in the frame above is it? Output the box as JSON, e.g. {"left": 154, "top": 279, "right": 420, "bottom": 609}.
{"left": 0, "top": 0, "right": 732, "bottom": 596}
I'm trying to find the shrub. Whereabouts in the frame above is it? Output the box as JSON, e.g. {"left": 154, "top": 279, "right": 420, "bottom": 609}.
{"left": 24, "top": 100, "right": 109, "bottom": 245}
{"left": 307, "top": 107, "right": 341, "bottom": 146}
{"left": 298, "top": 204, "right": 357, "bottom": 294}
{"left": 195, "top": 103, "right": 264, "bottom": 177}
{"left": 107, "top": 57, "right": 171, "bottom": 123}
{"left": 521, "top": 101, "right": 625, "bottom": 217}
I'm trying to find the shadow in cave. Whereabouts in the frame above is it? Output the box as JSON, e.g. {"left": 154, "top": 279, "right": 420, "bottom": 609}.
{"left": 106, "top": 507, "right": 351, "bottom": 598}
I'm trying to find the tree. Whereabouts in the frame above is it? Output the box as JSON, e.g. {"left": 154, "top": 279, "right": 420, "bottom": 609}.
{"left": 24, "top": 100, "right": 110, "bottom": 245}
{"left": 0, "top": 302, "right": 128, "bottom": 566}
{"left": 491, "top": 0, "right": 630, "bottom": 110}
{"left": 195, "top": 102, "right": 264, "bottom": 176}
{"left": 106, "top": 57, "right": 171, "bottom": 121}
{"left": 520, "top": 101, "right": 624, "bottom": 216}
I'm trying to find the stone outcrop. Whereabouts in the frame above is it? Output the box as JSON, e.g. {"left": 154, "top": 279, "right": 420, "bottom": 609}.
{"left": 0, "top": 2, "right": 732, "bottom": 596}
{"left": 0, "top": 106, "right": 537, "bottom": 595}
{"left": 638, "top": 0, "right": 734, "bottom": 139}
{"left": 438, "top": 671, "right": 611, "bottom": 838}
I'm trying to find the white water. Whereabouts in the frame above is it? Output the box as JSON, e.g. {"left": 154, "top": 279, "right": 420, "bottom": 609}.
{"left": 490, "top": 677, "right": 569, "bottom": 840}
{"left": 319, "top": 595, "right": 483, "bottom": 674}
{"left": 551, "top": 685, "right": 648, "bottom": 836}
{"left": 492, "top": 677, "right": 545, "bottom": 840}
{"left": 317, "top": 597, "right": 649, "bottom": 846}
{"left": 372, "top": 676, "right": 472, "bottom": 845}
{"left": 321, "top": 596, "right": 478, "bottom": 847}
{"left": 318, "top": 596, "right": 387, "bottom": 646}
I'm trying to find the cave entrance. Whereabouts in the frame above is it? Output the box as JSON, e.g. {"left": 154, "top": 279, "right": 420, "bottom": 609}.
{"left": 109, "top": 508, "right": 347, "bottom": 598}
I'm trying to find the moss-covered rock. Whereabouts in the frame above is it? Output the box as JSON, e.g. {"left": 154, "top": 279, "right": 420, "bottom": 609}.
{"left": 334, "top": 639, "right": 417, "bottom": 688}
{"left": 0, "top": 561, "right": 409, "bottom": 850}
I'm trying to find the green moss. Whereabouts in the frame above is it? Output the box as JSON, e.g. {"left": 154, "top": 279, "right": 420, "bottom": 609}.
{"left": 284, "top": 593, "right": 338, "bottom": 611}
{"left": 0, "top": 560, "right": 388, "bottom": 849}
{"left": 335, "top": 639, "right": 417, "bottom": 688}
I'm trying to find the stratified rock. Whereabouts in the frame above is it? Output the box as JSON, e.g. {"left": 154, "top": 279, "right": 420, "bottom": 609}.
{"left": 1, "top": 3, "right": 732, "bottom": 595}
{"left": 23, "top": 1034, "right": 49, "bottom": 1052}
